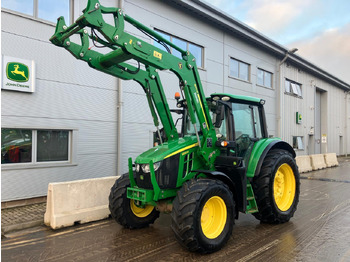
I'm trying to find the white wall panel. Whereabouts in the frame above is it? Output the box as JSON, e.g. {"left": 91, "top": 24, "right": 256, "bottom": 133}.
{"left": 2, "top": 154, "right": 117, "bottom": 201}
{"left": 2, "top": 80, "right": 117, "bottom": 121}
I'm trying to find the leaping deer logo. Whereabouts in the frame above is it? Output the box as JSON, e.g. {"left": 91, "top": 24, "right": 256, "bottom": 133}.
{"left": 6, "top": 62, "right": 29, "bottom": 82}
{"left": 11, "top": 64, "right": 28, "bottom": 81}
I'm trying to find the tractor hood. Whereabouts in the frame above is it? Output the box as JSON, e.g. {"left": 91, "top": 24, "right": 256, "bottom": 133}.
{"left": 135, "top": 136, "right": 199, "bottom": 164}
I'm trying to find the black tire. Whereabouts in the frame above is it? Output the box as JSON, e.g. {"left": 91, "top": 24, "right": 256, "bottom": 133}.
{"left": 252, "top": 149, "right": 300, "bottom": 224}
{"left": 109, "top": 173, "right": 159, "bottom": 229}
{"left": 171, "top": 179, "right": 235, "bottom": 253}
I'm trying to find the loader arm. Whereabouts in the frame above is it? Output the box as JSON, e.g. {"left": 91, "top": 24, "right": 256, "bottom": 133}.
{"left": 50, "top": 0, "right": 218, "bottom": 166}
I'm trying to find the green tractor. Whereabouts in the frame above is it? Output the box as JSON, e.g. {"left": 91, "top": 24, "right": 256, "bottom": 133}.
{"left": 50, "top": 0, "right": 300, "bottom": 253}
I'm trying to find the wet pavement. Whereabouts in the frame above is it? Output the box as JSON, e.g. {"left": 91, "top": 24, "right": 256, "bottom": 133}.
{"left": 2, "top": 160, "right": 350, "bottom": 261}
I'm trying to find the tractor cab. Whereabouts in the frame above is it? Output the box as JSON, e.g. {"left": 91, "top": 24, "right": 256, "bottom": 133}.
{"left": 208, "top": 94, "right": 268, "bottom": 164}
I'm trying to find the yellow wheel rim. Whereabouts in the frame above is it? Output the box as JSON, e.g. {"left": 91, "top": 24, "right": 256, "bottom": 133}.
{"left": 130, "top": 200, "right": 154, "bottom": 218}
{"left": 201, "top": 196, "right": 227, "bottom": 239}
{"left": 273, "top": 163, "right": 296, "bottom": 211}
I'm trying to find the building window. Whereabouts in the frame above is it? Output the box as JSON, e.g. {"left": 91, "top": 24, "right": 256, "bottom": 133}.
{"left": 285, "top": 79, "right": 302, "bottom": 97}
{"left": 1, "top": 128, "right": 71, "bottom": 165}
{"left": 154, "top": 29, "right": 204, "bottom": 68}
{"left": 37, "top": 130, "right": 69, "bottom": 162}
{"left": 2, "top": 0, "right": 71, "bottom": 24}
{"left": 257, "top": 68, "right": 272, "bottom": 88}
{"left": 230, "top": 58, "right": 250, "bottom": 82}
{"left": 1, "top": 129, "right": 32, "bottom": 164}
{"left": 293, "top": 136, "right": 304, "bottom": 150}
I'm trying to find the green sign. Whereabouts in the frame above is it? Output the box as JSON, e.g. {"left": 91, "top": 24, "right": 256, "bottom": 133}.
{"left": 296, "top": 112, "right": 302, "bottom": 124}
{"left": 6, "top": 62, "right": 29, "bottom": 82}
{"left": 2, "top": 56, "right": 35, "bottom": 93}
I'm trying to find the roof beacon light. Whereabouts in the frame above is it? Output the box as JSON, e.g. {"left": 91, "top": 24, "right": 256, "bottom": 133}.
{"left": 175, "top": 92, "right": 181, "bottom": 101}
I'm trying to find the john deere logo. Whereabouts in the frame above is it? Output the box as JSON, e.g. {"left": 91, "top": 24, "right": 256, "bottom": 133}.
{"left": 6, "top": 62, "right": 29, "bottom": 82}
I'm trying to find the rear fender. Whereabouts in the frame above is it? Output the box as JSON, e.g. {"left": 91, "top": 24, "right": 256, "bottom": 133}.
{"left": 247, "top": 139, "right": 295, "bottom": 178}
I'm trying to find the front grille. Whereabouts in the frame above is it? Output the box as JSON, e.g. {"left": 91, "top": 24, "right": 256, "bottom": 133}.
{"left": 182, "top": 152, "right": 194, "bottom": 178}
{"left": 135, "top": 154, "right": 180, "bottom": 190}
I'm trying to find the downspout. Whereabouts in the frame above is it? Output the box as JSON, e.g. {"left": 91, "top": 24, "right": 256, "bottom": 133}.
{"left": 277, "top": 48, "right": 298, "bottom": 138}
{"left": 117, "top": 0, "right": 124, "bottom": 176}
{"left": 276, "top": 63, "right": 282, "bottom": 138}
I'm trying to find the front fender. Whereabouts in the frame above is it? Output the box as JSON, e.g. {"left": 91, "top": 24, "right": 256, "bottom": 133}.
{"left": 246, "top": 138, "right": 295, "bottom": 178}
{"left": 194, "top": 168, "right": 246, "bottom": 214}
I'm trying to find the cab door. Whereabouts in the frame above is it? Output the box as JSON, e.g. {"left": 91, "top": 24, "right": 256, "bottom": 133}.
{"left": 231, "top": 102, "right": 264, "bottom": 163}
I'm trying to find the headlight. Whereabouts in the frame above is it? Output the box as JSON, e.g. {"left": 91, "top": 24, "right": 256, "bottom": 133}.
{"left": 141, "top": 164, "right": 150, "bottom": 173}
{"left": 136, "top": 164, "right": 140, "bottom": 172}
{"left": 141, "top": 161, "right": 162, "bottom": 173}
{"left": 153, "top": 161, "right": 161, "bottom": 171}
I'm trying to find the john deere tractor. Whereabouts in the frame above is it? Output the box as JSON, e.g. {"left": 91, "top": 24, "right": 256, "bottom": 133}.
{"left": 50, "top": 0, "right": 300, "bottom": 253}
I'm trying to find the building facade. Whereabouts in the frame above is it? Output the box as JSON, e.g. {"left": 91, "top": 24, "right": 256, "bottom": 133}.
{"left": 2, "top": 0, "right": 350, "bottom": 202}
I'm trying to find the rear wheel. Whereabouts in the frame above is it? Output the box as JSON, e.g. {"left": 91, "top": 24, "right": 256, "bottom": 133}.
{"left": 252, "top": 149, "right": 300, "bottom": 223}
{"left": 109, "top": 173, "right": 159, "bottom": 228}
{"left": 171, "top": 179, "right": 235, "bottom": 253}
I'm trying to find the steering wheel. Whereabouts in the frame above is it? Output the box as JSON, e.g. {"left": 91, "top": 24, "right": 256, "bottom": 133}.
{"left": 236, "top": 134, "right": 250, "bottom": 142}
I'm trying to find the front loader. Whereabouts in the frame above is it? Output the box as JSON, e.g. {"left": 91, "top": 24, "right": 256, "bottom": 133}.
{"left": 50, "top": 0, "right": 300, "bottom": 253}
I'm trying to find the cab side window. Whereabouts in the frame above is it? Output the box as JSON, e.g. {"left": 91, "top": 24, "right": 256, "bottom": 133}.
{"left": 232, "top": 103, "right": 262, "bottom": 139}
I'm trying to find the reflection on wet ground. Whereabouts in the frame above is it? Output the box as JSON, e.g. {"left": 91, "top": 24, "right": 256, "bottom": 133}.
{"left": 2, "top": 161, "right": 350, "bottom": 261}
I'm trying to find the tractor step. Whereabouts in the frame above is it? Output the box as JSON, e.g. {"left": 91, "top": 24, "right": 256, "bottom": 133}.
{"left": 246, "top": 182, "right": 258, "bottom": 214}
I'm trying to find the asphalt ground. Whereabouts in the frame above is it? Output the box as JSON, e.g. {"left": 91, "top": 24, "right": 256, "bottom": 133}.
{"left": 2, "top": 157, "right": 350, "bottom": 261}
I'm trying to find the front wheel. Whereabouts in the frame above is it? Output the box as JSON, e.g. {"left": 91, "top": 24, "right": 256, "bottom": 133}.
{"left": 109, "top": 173, "right": 159, "bottom": 229}
{"left": 252, "top": 149, "right": 300, "bottom": 223}
{"left": 171, "top": 179, "right": 235, "bottom": 253}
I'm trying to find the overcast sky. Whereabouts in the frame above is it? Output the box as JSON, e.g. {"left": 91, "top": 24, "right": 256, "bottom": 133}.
{"left": 209, "top": 0, "right": 350, "bottom": 84}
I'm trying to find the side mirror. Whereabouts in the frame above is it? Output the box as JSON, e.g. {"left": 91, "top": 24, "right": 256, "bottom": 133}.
{"left": 214, "top": 103, "right": 225, "bottom": 128}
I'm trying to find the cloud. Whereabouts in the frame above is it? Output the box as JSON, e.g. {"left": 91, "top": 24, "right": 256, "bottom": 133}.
{"left": 243, "top": 0, "right": 315, "bottom": 35}
{"left": 291, "top": 23, "right": 350, "bottom": 84}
